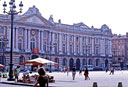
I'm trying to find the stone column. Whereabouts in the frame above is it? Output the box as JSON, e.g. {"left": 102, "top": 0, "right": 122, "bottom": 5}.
{"left": 13, "top": 27, "right": 15, "bottom": 50}
{"left": 15, "top": 27, "right": 18, "bottom": 51}
{"left": 41, "top": 30, "right": 44, "bottom": 53}
{"left": 59, "top": 33, "right": 62, "bottom": 54}
{"left": 7, "top": 26, "right": 11, "bottom": 50}
{"left": 92, "top": 37, "right": 94, "bottom": 56}
{"left": 67, "top": 34, "right": 70, "bottom": 55}
{"left": 38, "top": 30, "right": 41, "bottom": 52}
{"left": 80, "top": 36, "right": 83, "bottom": 55}
{"left": 24, "top": 28, "right": 27, "bottom": 52}
{"left": 52, "top": 32, "right": 55, "bottom": 54}
{"left": 28, "top": 29, "right": 31, "bottom": 52}
{"left": 74, "top": 35, "right": 76, "bottom": 55}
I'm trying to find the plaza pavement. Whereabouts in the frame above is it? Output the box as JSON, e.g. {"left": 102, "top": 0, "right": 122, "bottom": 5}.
{"left": 0, "top": 70, "right": 128, "bottom": 87}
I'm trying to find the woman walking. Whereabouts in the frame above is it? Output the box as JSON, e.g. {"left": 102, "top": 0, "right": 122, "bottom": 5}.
{"left": 84, "top": 67, "right": 90, "bottom": 80}
{"left": 33, "top": 67, "right": 49, "bottom": 87}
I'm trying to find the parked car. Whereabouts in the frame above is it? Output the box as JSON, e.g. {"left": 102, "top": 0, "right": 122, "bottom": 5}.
{"left": 84, "top": 65, "right": 93, "bottom": 71}
{"left": 93, "top": 67, "right": 103, "bottom": 71}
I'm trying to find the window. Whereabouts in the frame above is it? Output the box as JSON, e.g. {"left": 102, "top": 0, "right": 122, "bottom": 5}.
{"left": 43, "top": 42, "right": 47, "bottom": 52}
{"left": 30, "top": 38, "right": 35, "bottom": 51}
{"left": 82, "top": 46, "right": 85, "bottom": 54}
{"left": 88, "top": 46, "right": 91, "bottom": 55}
{"left": 0, "top": 39, "right": 4, "bottom": 49}
{"left": 88, "top": 37, "right": 91, "bottom": 43}
{"left": 70, "top": 44, "right": 73, "bottom": 54}
{"left": 62, "top": 44, "right": 66, "bottom": 54}
{"left": 18, "top": 39, "right": 22, "bottom": 50}
{"left": 0, "top": 26, "right": 4, "bottom": 34}
{"left": 54, "top": 43, "right": 57, "bottom": 54}
{"left": 70, "top": 35, "right": 73, "bottom": 41}
{"left": 76, "top": 45, "right": 79, "bottom": 54}
{"left": 18, "top": 29, "right": 23, "bottom": 36}
{"left": 54, "top": 33, "right": 57, "bottom": 40}
{"left": 96, "top": 38, "right": 99, "bottom": 43}
{"left": 63, "top": 34, "right": 66, "bottom": 41}
{"left": 95, "top": 47, "right": 99, "bottom": 55}
{"left": 82, "top": 37, "right": 85, "bottom": 42}
{"left": 19, "top": 56, "right": 24, "bottom": 64}
{"left": 43, "top": 31, "right": 47, "bottom": 38}
{"left": 76, "top": 37, "right": 79, "bottom": 42}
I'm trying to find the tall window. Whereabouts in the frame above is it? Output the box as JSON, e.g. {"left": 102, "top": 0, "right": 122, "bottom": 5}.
{"left": 0, "top": 26, "right": 4, "bottom": 34}
{"left": 88, "top": 37, "right": 91, "bottom": 43}
{"left": 88, "top": 46, "right": 91, "bottom": 55}
{"left": 18, "top": 29, "right": 23, "bottom": 36}
{"left": 76, "top": 36, "right": 79, "bottom": 42}
{"left": 70, "top": 35, "right": 73, "bottom": 41}
{"left": 95, "top": 47, "right": 99, "bottom": 55}
{"left": 96, "top": 38, "right": 99, "bottom": 43}
{"left": 62, "top": 44, "right": 66, "bottom": 54}
{"left": 0, "top": 39, "right": 4, "bottom": 49}
{"left": 82, "top": 37, "right": 85, "bottom": 42}
{"left": 43, "top": 42, "right": 47, "bottom": 52}
{"left": 19, "top": 56, "right": 24, "bottom": 64}
{"left": 43, "top": 31, "right": 47, "bottom": 38}
{"left": 54, "top": 43, "right": 57, "bottom": 54}
{"left": 63, "top": 34, "right": 66, "bottom": 41}
{"left": 70, "top": 44, "right": 73, "bottom": 54}
{"left": 54, "top": 33, "right": 57, "bottom": 40}
{"left": 30, "top": 38, "right": 35, "bottom": 51}
{"left": 76, "top": 45, "right": 79, "bottom": 54}
{"left": 82, "top": 46, "right": 85, "bottom": 54}
{"left": 18, "top": 39, "right": 22, "bottom": 50}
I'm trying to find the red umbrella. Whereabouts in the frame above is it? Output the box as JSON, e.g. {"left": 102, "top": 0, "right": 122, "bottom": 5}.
{"left": 0, "top": 64, "right": 5, "bottom": 68}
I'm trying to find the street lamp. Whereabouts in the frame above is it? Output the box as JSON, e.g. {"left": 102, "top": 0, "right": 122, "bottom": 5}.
{"left": 3, "top": 0, "right": 23, "bottom": 81}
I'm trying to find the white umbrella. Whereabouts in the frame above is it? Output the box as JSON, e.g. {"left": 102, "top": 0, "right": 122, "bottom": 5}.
{"left": 21, "top": 57, "right": 58, "bottom": 66}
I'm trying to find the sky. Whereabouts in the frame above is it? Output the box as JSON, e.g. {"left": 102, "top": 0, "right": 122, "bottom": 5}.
{"left": 0, "top": 0, "right": 128, "bottom": 35}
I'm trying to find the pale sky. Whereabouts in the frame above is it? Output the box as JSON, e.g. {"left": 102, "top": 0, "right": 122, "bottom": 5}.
{"left": 0, "top": 0, "right": 128, "bottom": 35}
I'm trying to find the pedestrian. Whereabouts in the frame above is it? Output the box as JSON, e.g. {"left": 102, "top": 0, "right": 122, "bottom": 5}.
{"left": 84, "top": 67, "right": 90, "bottom": 80}
{"left": 109, "top": 67, "right": 114, "bottom": 75}
{"left": 79, "top": 67, "right": 82, "bottom": 75}
{"left": 72, "top": 66, "right": 76, "bottom": 80}
{"left": 14, "top": 66, "right": 20, "bottom": 82}
{"left": 33, "top": 67, "right": 49, "bottom": 87}
{"left": 105, "top": 67, "right": 108, "bottom": 73}
{"left": 66, "top": 67, "right": 69, "bottom": 76}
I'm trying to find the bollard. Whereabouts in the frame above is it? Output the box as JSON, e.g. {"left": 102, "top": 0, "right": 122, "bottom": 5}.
{"left": 118, "top": 82, "right": 123, "bottom": 87}
{"left": 93, "top": 82, "right": 98, "bottom": 87}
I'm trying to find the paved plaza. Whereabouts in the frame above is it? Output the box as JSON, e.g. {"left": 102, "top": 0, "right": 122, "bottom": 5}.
{"left": 0, "top": 70, "right": 128, "bottom": 87}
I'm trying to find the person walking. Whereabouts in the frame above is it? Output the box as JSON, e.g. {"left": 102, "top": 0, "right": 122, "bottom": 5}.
{"left": 79, "top": 67, "right": 82, "bottom": 75}
{"left": 66, "top": 67, "right": 69, "bottom": 76}
{"left": 84, "top": 67, "right": 90, "bottom": 80}
{"left": 33, "top": 67, "right": 49, "bottom": 87}
{"left": 14, "top": 66, "right": 20, "bottom": 82}
{"left": 72, "top": 66, "right": 76, "bottom": 80}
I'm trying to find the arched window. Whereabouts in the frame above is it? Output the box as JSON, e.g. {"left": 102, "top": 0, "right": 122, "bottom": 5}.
{"left": 18, "top": 39, "right": 22, "bottom": 50}
{"left": 19, "top": 56, "right": 25, "bottom": 64}
{"left": 43, "top": 42, "right": 47, "bottom": 52}
{"left": 30, "top": 38, "right": 35, "bottom": 51}
{"left": 96, "top": 59, "right": 99, "bottom": 66}
{"left": 63, "top": 58, "right": 67, "bottom": 67}
{"left": 88, "top": 59, "right": 92, "bottom": 65}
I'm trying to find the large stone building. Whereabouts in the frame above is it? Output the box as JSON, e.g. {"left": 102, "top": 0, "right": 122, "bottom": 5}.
{"left": 0, "top": 6, "right": 113, "bottom": 70}
{"left": 112, "top": 33, "right": 128, "bottom": 69}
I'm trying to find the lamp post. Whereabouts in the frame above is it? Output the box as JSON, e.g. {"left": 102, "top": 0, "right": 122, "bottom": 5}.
{"left": 3, "top": 0, "right": 23, "bottom": 81}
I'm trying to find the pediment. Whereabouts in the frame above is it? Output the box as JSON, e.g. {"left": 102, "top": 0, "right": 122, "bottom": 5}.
{"left": 16, "top": 14, "right": 53, "bottom": 26}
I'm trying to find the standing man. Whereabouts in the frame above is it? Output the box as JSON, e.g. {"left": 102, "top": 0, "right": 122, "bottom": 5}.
{"left": 14, "top": 66, "right": 20, "bottom": 82}
{"left": 72, "top": 66, "right": 76, "bottom": 80}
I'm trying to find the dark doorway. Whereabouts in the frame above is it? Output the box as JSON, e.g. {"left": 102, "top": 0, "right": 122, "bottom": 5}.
{"left": 69, "top": 58, "right": 74, "bottom": 70}
{"left": 76, "top": 58, "right": 80, "bottom": 70}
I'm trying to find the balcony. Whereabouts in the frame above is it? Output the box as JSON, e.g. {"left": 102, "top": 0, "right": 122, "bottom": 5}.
{"left": 19, "top": 49, "right": 25, "bottom": 53}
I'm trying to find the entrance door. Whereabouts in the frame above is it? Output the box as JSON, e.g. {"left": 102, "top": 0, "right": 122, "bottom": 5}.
{"left": 76, "top": 59, "right": 80, "bottom": 70}
{"left": 69, "top": 58, "right": 74, "bottom": 70}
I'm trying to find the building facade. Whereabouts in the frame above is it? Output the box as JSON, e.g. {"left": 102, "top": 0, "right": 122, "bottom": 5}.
{"left": 0, "top": 6, "right": 113, "bottom": 70}
{"left": 112, "top": 33, "right": 128, "bottom": 69}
